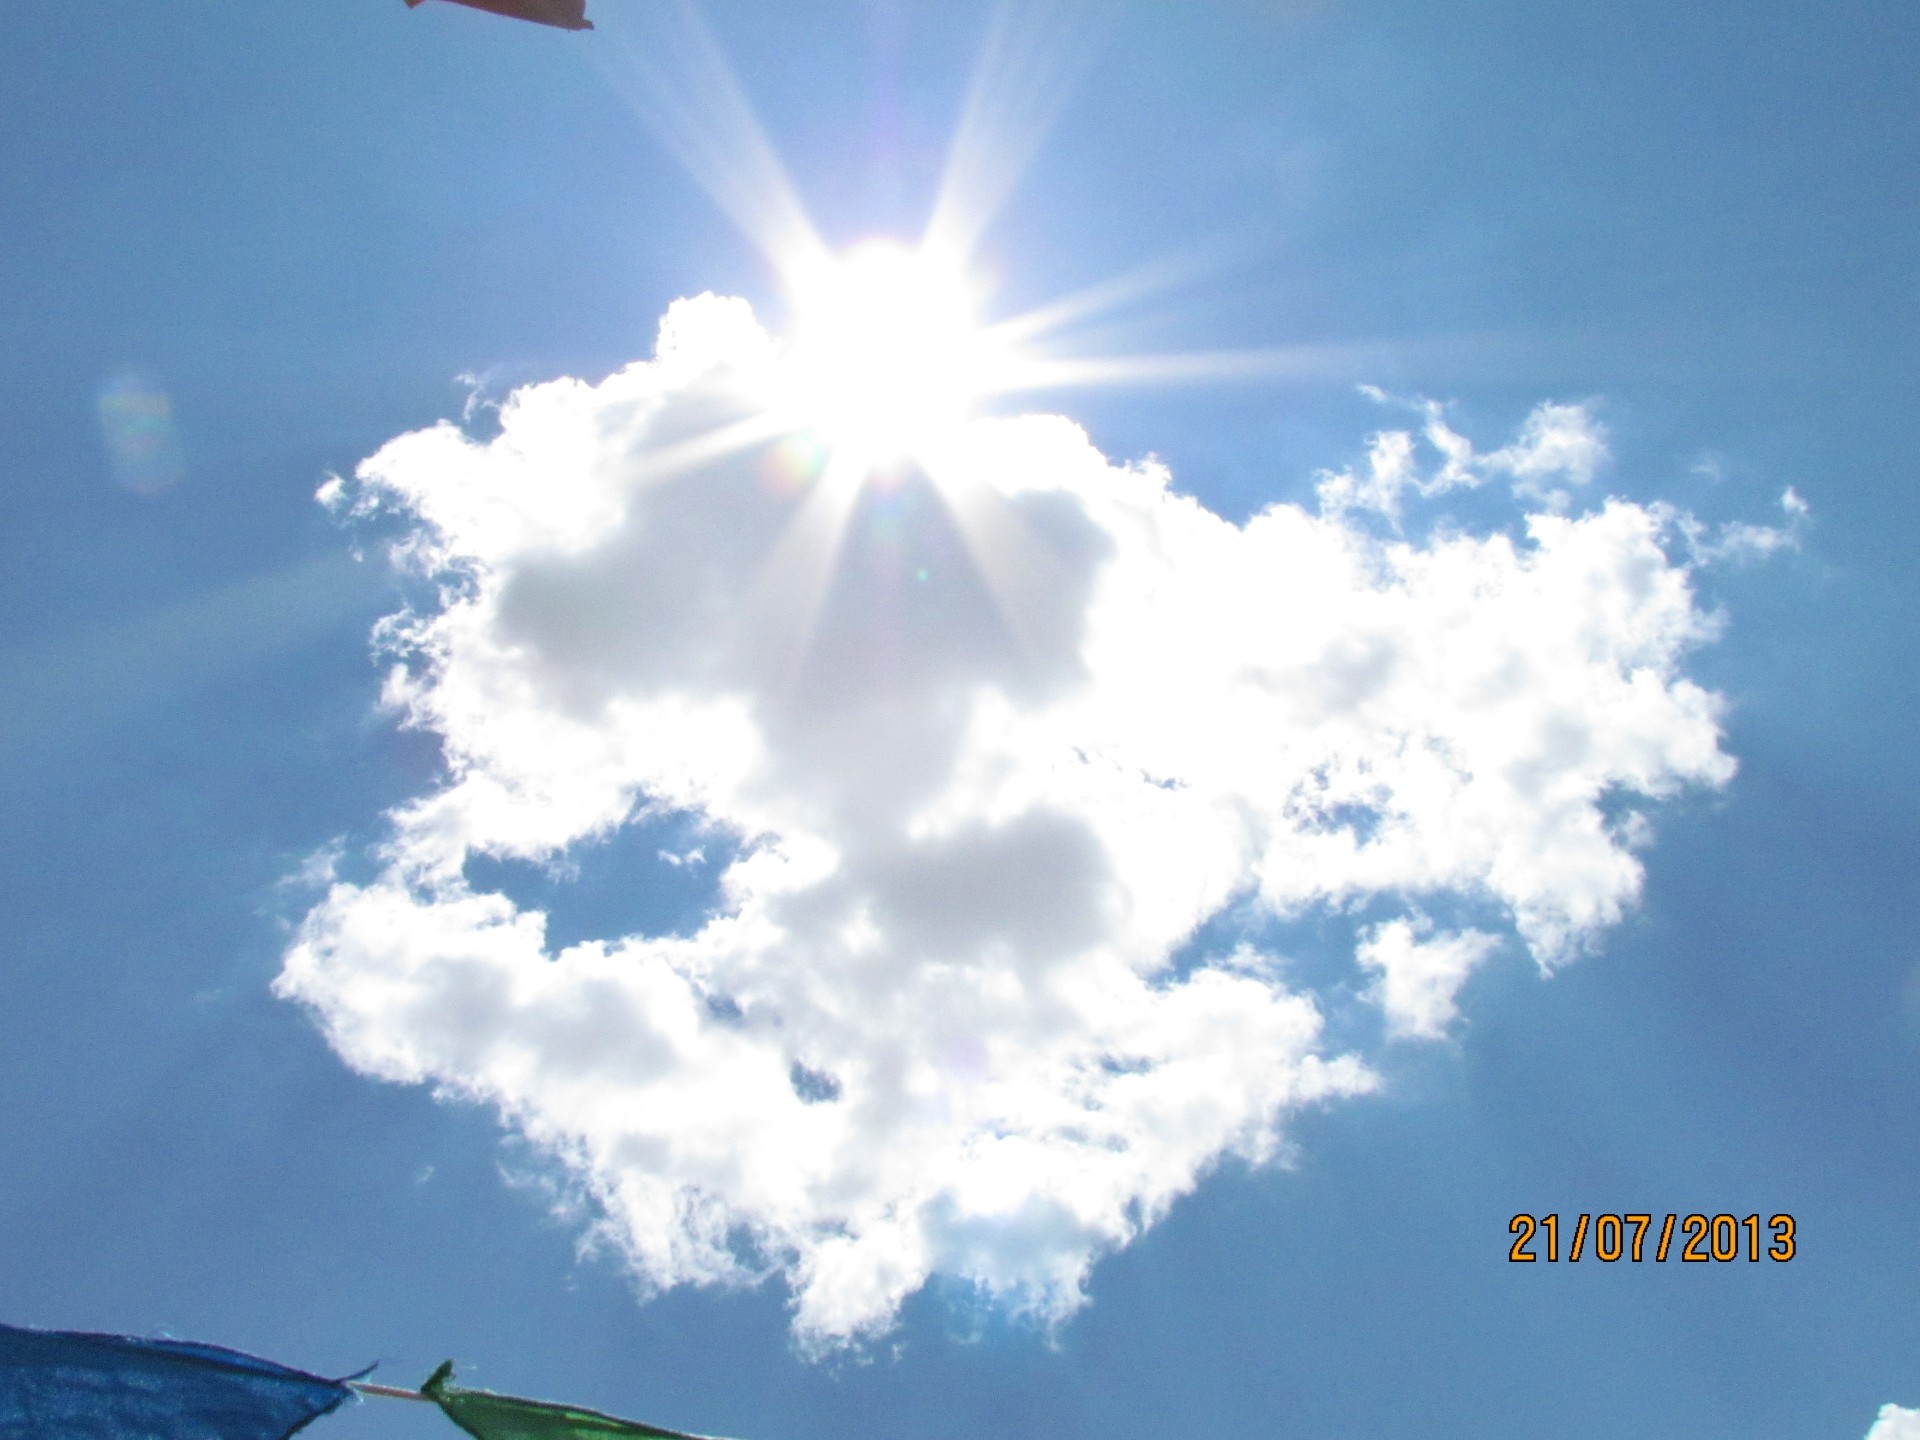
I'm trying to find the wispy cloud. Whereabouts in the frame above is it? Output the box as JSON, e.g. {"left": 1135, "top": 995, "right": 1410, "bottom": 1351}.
{"left": 1317, "top": 388, "right": 1608, "bottom": 521}
{"left": 280, "top": 294, "right": 1764, "bottom": 1349}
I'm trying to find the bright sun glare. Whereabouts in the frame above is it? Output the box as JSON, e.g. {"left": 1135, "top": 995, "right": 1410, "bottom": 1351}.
{"left": 782, "top": 240, "right": 1004, "bottom": 465}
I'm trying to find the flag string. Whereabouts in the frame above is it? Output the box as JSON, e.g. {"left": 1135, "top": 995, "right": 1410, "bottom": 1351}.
{"left": 351, "top": 1382, "right": 433, "bottom": 1402}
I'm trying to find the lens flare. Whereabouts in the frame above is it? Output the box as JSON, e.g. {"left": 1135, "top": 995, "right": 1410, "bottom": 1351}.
{"left": 97, "top": 369, "right": 185, "bottom": 495}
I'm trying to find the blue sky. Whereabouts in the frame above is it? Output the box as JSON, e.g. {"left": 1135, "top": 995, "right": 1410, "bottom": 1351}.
{"left": 2, "top": 2, "right": 1918, "bottom": 1438}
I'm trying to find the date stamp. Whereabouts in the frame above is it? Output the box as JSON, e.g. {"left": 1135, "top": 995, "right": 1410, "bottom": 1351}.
{"left": 1508, "top": 1213, "right": 1796, "bottom": 1263}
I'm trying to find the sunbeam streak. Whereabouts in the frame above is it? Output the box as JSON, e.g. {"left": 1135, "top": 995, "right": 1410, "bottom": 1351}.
{"left": 629, "top": 409, "right": 793, "bottom": 488}
{"left": 590, "top": 0, "right": 827, "bottom": 280}
{"left": 919, "top": 435, "right": 1086, "bottom": 673}
{"left": 746, "top": 445, "right": 874, "bottom": 694}
{"left": 923, "top": 0, "right": 1102, "bottom": 263}
{"left": 983, "top": 247, "right": 1242, "bottom": 351}
{"left": 988, "top": 344, "right": 1378, "bottom": 391}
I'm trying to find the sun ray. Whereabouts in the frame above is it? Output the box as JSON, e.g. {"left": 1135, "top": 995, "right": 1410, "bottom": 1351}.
{"left": 981, "top": 240, "right": 1260, "bottom": 351}
{"left": 591, "top": 0, "right": 828, "bottom": 280}
{"left": 745, "top": 447, "right": 874, "bottom": 697}
{"left": 922, "top": 0, "right": 1101, "bottom": 265}
{"left": 627, "top": 409, "right": 793, "bottom": 488}
{"left": 918, "top": 443, "right": 1072, "bottom": 674}
{"left": 987, "top": 341, "right": 1392, "bottom": 393}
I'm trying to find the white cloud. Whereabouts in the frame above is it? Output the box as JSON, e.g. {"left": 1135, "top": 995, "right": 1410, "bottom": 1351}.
{"left": 1487, "top": 399, "right": 1608, "bottom": 502}
{"left": 1358, "top": 918, "right": 1500, "bottom": 1040}
{"left": 1664, "top": 486, "right": 1808, "bottom": 565}
{"left": 279, "top": 293, "right": 1750, "bottom": 1349}
{"left": 1317, "top": 391, "right": 1605, "bottom": 520}
{"left": 1867, "top": 1404, "right": 1920, "bottom": 1440}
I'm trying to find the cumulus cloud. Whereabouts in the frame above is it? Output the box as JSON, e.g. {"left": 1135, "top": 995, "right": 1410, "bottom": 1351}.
{"left": 1358, "top": 918, "right": 1500, "bottom": 1040}
{"left": 279, "top": 292, "right": 1756, "bottom": 1348}
{"left": 1867, "top": 1405, "right": 1920, "bottom": 1440}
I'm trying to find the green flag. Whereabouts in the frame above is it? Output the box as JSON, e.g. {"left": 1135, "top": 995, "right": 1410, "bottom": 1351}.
{"left": 420, "top": 1363, "right": 724, "bottom": 1440}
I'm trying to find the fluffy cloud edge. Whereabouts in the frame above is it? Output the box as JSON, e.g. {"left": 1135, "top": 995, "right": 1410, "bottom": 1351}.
{"left": 1867, "top": 1404, "right": 1920, "bottom": 1440}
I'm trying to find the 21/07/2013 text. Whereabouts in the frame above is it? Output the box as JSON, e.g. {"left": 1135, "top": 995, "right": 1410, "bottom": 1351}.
{"left": 1508, "top": 1213, "right": 1795, "bottom": 1262}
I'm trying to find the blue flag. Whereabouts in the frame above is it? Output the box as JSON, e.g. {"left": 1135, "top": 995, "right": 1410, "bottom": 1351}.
{"left": 0, "top": 1322, "right": 354, "bottom": 1440}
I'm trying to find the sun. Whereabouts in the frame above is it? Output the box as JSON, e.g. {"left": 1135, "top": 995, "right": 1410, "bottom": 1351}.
{"left": 598, "top": 0, "right": 1330, "bottom": 681}
{"left": 778, "top": 240, "right": 1006, "bottom": 467}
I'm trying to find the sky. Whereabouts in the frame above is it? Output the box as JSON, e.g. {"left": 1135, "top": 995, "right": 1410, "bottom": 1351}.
{"left": 1, "top": 1, "right": 1917, "bottom": 1437}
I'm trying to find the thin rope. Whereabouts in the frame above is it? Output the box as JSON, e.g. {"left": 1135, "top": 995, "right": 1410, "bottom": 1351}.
{"left": 351, "top": 1382, "right": 433, "bottom": 1403}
